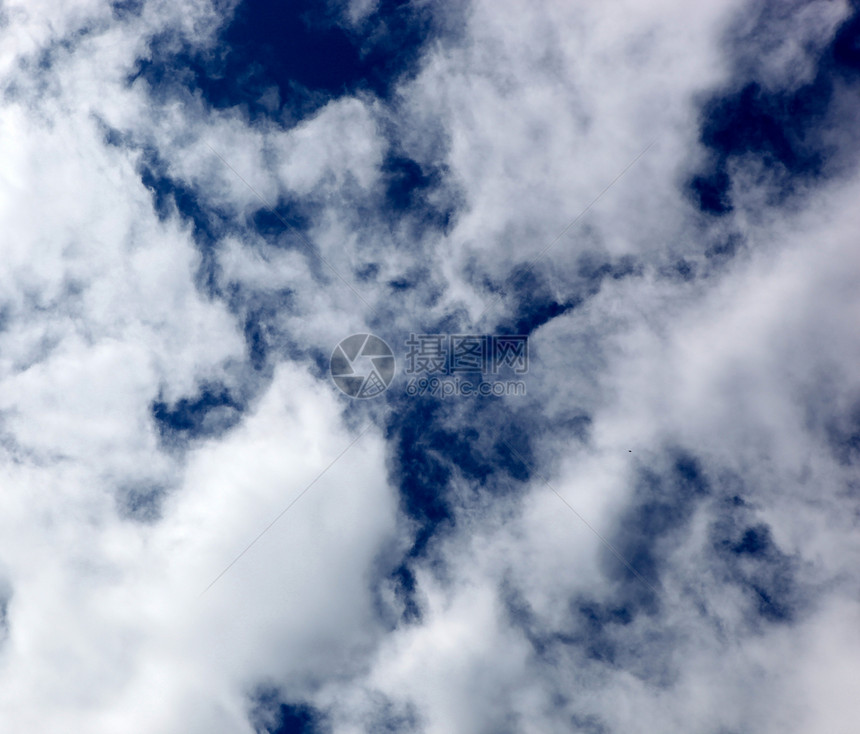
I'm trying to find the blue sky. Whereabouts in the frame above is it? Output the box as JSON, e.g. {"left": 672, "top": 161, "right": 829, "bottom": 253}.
{"left": 1, "top": 0, "right": 860, "bottom": 732}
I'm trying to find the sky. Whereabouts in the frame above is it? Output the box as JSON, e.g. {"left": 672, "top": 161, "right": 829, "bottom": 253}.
{"left": 1, "top": 0, "right": 860, "bottom": 732}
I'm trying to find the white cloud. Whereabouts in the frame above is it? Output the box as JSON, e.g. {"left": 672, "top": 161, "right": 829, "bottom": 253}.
{"left": 1, "top": 0, "right": 859, "bottom": 731}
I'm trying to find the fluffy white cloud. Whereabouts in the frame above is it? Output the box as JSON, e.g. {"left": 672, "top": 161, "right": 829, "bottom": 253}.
{"left": 1, "top": 0, "right": 859, "bottom": 731}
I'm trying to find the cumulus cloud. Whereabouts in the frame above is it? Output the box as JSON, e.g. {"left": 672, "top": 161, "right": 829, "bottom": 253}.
{"left": 0, "top": 0, "right": 859, "bottom": 732}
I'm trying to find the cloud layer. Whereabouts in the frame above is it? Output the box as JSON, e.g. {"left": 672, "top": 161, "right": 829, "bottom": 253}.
{"left": 1, "top": 0, "right": 859, "bottom": 732}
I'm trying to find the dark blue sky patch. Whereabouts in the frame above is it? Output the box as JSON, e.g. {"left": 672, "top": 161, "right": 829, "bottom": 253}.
{"left": 494, "top": 265, "right": 578, "bottom": 336}
{"left": 384, "top": 394, "right": 539, "bottom": 557}
{"left": 381, "top": 301, "right": 594, "bottom": 563}
{"left": 249, "top": 199, "right": 315, "bottom": 247}
{"left": 566, "top": 599, "right": 671, "bottom": 675}
{"left": 134, "top": 149, "right": 229, "bottom": 296}
{"left": 494, "top": 254, "right": 642, "bottom": 336}
{"left": 245, "top": 308, "right": 271, "bottom": 373}
{"left": 824, "top": 401, "right": 860, "bottom": 466}
{"left": 385, "top": 269, "right": 446, "bottom": 312}
{"left": 556, "top": 412, "right": 593, "bottom": 444}
{"left": 690, "top": 167, "right": 732, "bottom": 215}
{"left": 99, "top": 121, "right": 129, "bottom": 150}
{"left": 131, "top": 0, "right": 439, "bottom": 125}
{"left": 0, "top": 302, "right": 12, "bottom": 334}
{"left": 799, "top": 383, "right": 860, "bottom": 467}
{"left": 4, "top": 29, "right": 95, "bottom": 105}
{"left": 833, "top": 4, "right": 860, "bottom": 74}
{"left": 571, "top": 597, "right": 678, "bottom": 686}
{"left": 355, "top": 262, "right": 380, "bottom": 283}
{"left": 308, "top": 344, "right": 333, "bottom": 383}
{"left": 605, "top": 451, "right": 709, "bottom": 610}
{"left": 129, "top": 32, "right": 198, "bottom": 99}
{"left": 110, "top": 0, "right": 143, "bottom": 21}
{"left": 115, "top": 482, "right": 167, "bottom": 523}
{"left": 500, "top": 577, "right": 550, "bottom": 656}
{"left": 0, "top": 578, "right": 11, "bottom": 647}
{"left": 689, "top": 1, "right": 860, "bottom": 216}
{"left": 335, "top": 140, "right": 461, "bottom": 298}
{"left": 492, "top": 430, "right": 533, "bottom": 484}
{"left": 731, "top": 524, "right": 773, "bottom": 556}
{"left": 660, "top": 257, "right": 697, "bottom": 282}
{"left": 357, "top": 698, "right": 420, "bottom": 733}
{"left": 249, "top": 688, "right": 328, "bottom": 734}
{"left": 570, "top": 603, "right": 626, "bottom": 665}
{"left": 13, "top": 23, "right": 101, "bottom": 79}
{"left": 247, "top": 197, "right": 388, "bottom": 298}
{"left": 463, "top": 256, "right": 505, "bottom": 301}
{"left": 503, "top": 584, "right": 679, "bottom": 687}
{"left": 387, "top": 277, "right": 414, "bottom": 292}
{"left": 382, "top": 155, "right": 436, "bottom": 211}
{"left": 577, "top": 253, "right": 641, "bottom": 283}
{"left": 509, "top": 295, "right": 578, "bottom": 337}
{"left": 656, "top": 226, "right": 746, "bottom": 283}
{"left": 568, "top": 714, "right": 611, "bottom": 734}
{"left": 377, "top": 152, "right": 458, "bottom": 234}
{"left": 368, "top": 532, "right": 427, "bottom": 629}
{"left": 502, "top": 577, "right": 650, "bottom": 690}
{"left": 224, "top": 0, "right": 363, "bottom": 92}
{"left": 704, "top": 232, "right": 744, "bottom": 265}
{"left": 137, "top": 150, "right": 227, "bottom": 247}
{"left": 711, "top": 507, "right": 802, "bottom": 625}
{"left": 700, "top": 82, "right": 829, "bottom": 175}
{"left": 385, "top": 397, "right": 456, "bottom": 559}
{"left": 390, "top": 562, "right": 422, "bottom": 624}
{"left": 433, "top": 424, "right": 494, "bottom": 483}
{"left": 673, "top": 453, "right": 709, "bottom": 495}
{"left": 499, "top": 577, "right": 678, "bottom": 692}
{"left": 151, "top": 384, "right": 244, "bottom": 447}
{"left": 381, "top": 390, "right": 543, "bottom": 623}
{"left": 386, "top": 266, "right": 432, "bottom": 294}
{"left": 237, "top": 289, "right": 296, "bottom": 372}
